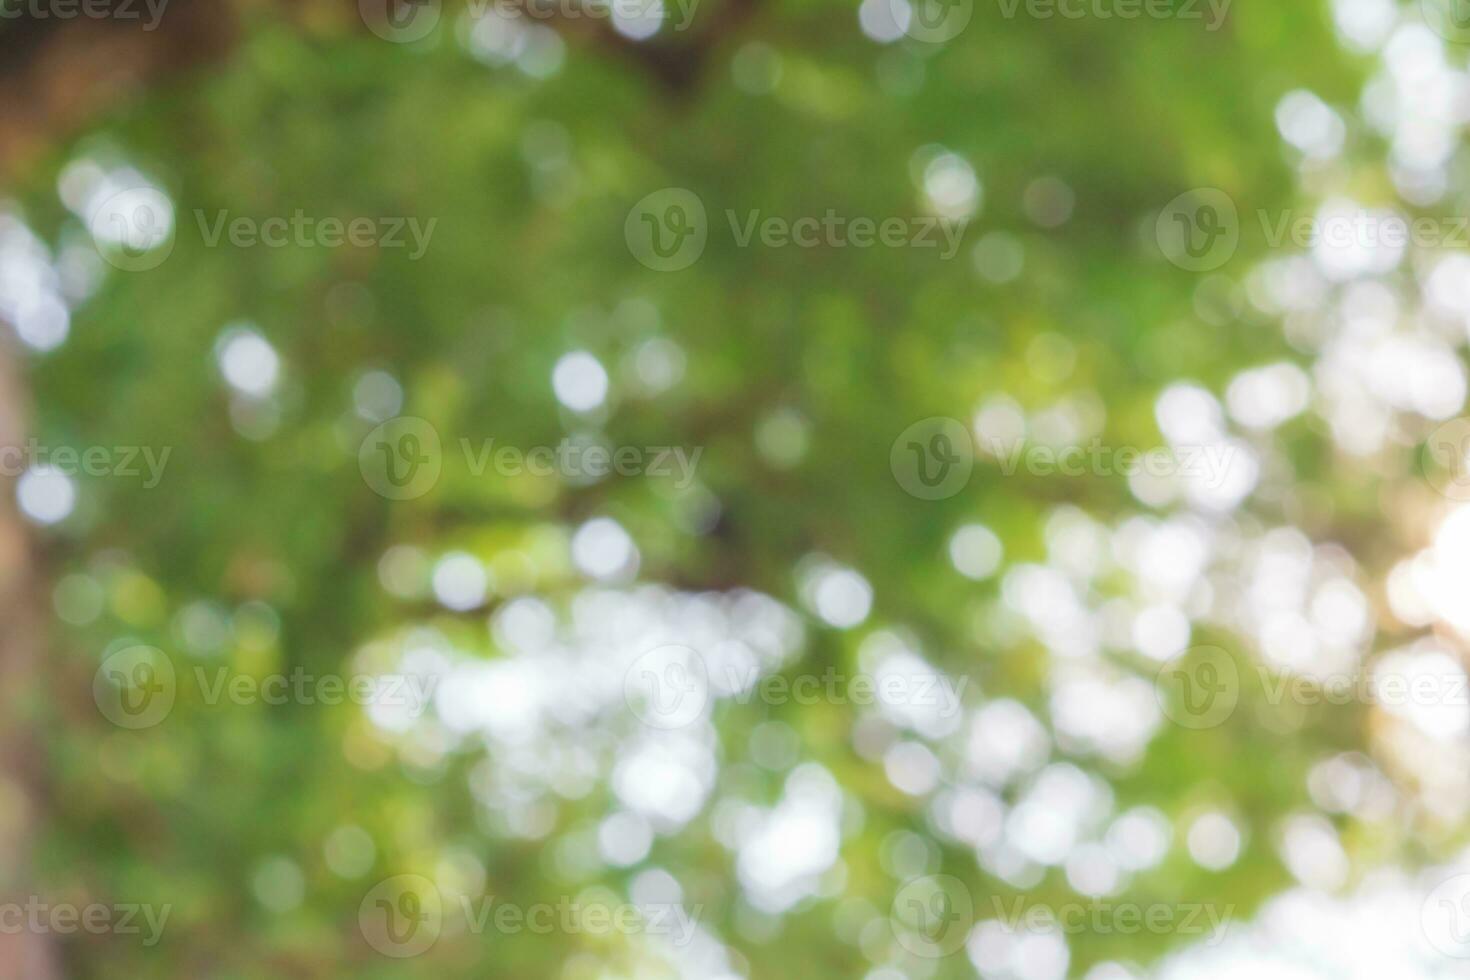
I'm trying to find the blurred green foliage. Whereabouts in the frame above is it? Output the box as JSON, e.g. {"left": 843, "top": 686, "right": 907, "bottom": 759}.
{"left": 4, "top": 0, "right": 1395, "bottom": 976}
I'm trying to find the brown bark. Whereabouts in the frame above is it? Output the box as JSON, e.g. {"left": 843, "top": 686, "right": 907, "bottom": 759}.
{"left": 0, "top": 335, "right": 55, "bottom": 979}
{"left": 0, "top": 0, "right": 764, "bottom": 178}
{"left": 0, "top": 0, "right": 237, "bottom": 180}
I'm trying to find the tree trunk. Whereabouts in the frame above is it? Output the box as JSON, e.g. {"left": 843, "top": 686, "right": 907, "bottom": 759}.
{"left": 0, "top": 335, "right": 56, "bottom": 980}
